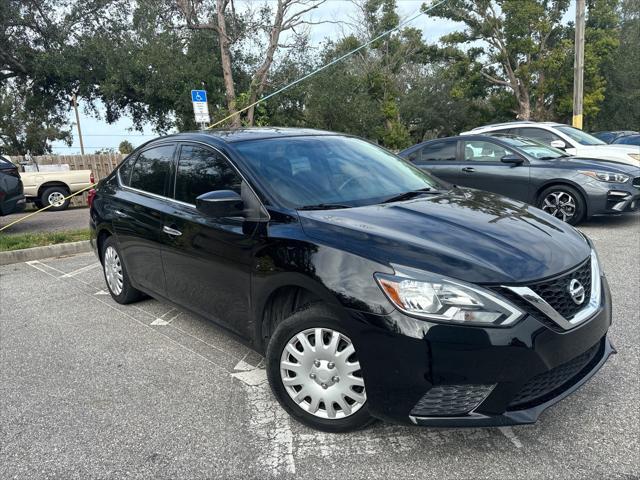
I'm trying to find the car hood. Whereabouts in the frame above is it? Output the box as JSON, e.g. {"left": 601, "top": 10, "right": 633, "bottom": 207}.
{"left": 298, "top": 189, "right": 591, "bottom": 285}
{"left": 548, "top": 156, "right": 640, "bottom": 174}
{"left": 574, "top": 145, "right": 640, "bottom": 166}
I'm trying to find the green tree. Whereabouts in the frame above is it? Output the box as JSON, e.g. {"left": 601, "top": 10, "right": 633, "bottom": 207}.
{"left": 118, "top": 140, "right": 134, "bottom": 154}
{"left": 426, "top": 0, "right": 572, "bottom": 120}
{"left": 592, "top": 0, "right": 640, "bottom": 129}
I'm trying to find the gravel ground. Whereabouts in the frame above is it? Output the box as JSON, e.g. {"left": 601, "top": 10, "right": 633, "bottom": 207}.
{"left": 0, "top": 207, "right": 90, "bottom": 235}
{"left": 0, "top": 213, "right": 638, "bottom": 479}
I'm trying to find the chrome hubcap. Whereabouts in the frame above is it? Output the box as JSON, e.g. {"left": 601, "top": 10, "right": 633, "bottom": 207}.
{"left": 542, "top": 191, "right": 576, "bottom": 221}
{"left": 280, "top": 327, "right": 366, "bottom": 419}
{"left": 104, "top": 246, "right": 123, "bottom": 295}
{"left": 48, "top": 191, "right": 65, "bottom": 207}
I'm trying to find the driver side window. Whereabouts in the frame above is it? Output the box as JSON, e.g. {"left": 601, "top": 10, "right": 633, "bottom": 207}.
{"left": 463, "top": 141, "right": 512, "bottom": 162}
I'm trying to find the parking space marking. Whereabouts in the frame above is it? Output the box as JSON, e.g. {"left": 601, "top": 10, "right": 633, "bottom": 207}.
{"left": 60, "top": 262, "right": 101, "bottom": 278}
{"left": 498, "top": 426, "right": 523, "bottom": 449}
{"left": 24, "top": 256, "right": 533, "bottom": 477}
{"left": 25, "top": 260, "right": 234, "bottom": 374}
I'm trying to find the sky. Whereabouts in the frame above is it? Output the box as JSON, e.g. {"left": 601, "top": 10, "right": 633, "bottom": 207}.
{"left": 50, "top": 0, "right": 576, "bottom": 155}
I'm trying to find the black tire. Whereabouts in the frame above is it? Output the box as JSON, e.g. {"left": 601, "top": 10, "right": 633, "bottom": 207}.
{"left": 537, "top": 185, "right": 586, "bottom": 225}
{"left": 101, "top": 236, "right": 143, "bottom": 304}
{"left": 34, "top": 199, "right": 44, "bottom": 209}
{"left": 266, "top": 303, "right": 375, "bottom": 433}
{"left": 40, "top": 186, "right": 70, "bottom": 211}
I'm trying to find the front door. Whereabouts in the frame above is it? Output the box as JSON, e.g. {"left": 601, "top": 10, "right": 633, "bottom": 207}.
{"left": 112, "top": 143, "right": 175, "bottom": 295}
{"left": 457, "top": 139, "right": 531, "bottom": 201}
{"left": 161, "top": 143, "right": 258, "bottom": 337}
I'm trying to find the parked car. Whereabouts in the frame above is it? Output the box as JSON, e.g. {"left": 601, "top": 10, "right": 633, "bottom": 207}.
{"left": 592, "top": 130, "right": 638, "bottom": 144}
{"left": 0, "top": 155, "right": 26, "bottom": 216}
{"left": 18, "top": 159, "right": 93, "bottom": 211}
{"left": 399, "top": 134, "right": 640, "bottom": 225}
{"left": 612, "top": 134, "right": 640, "bottom": 146}
{"left": 462, "top": 121, "right": 640, "bottom": 166}
{"left": 90, "top": 128, "right": 614, "bottom": 432}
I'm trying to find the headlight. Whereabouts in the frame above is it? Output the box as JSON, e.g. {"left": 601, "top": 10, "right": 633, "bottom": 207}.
{"left": 375, "top": 269, "right": 523, "bottom": 326}
{"left": 579, "top": 170, "right": 630, "bottom": 183}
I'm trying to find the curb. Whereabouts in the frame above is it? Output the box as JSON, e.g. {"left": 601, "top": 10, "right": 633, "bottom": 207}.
{"left": 0, "top": 241, "right": 92, "bottom": 266}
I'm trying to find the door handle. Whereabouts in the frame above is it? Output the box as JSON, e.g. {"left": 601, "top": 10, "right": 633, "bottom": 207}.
{"left": 114, "top": 209, "right": 129, "bottom": 218}
{"left": 162, "top": 225, "right": 182, "bottom": 237}
{"left": 461, "top": 167, "right": 475, "bottom": 173}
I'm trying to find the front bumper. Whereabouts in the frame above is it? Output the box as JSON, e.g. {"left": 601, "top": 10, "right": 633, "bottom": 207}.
{"left": 347, "top": 276, "right": 614, "bottom": 427}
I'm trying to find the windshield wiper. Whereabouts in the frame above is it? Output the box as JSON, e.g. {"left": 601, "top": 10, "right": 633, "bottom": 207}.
{"left": 297, "top": 203, "right": 353, "bottom": 211}
{"left": 382, "top": 187, "right": 436, "bottom": 204}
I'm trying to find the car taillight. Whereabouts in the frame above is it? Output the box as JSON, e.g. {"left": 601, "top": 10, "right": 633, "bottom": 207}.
{"left": 90, "top": 171, "right": 95, "bottom": 184}
{"left": 87, "top": 188, "right": 96, "bottom": 209}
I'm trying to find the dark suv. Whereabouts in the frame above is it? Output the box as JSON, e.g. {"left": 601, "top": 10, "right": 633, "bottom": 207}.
{"left": 90, "top": 128, "right": 614, "bottom": 432}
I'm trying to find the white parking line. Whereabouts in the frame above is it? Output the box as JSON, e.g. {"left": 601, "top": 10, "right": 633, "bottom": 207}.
{"left": 498, "top": 426, "right": 523, "bottom": 448}
{"left": 60, "top": 262, "right": 101, "bottom": 277}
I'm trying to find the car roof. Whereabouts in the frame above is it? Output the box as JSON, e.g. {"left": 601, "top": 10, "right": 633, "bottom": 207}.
{"left": 149, "top": 127, "right": 338, "bottom": 145}
{"left": 399, "top": 134, "right": 527, "bottom": 154}
{"left": 467, "top": 121, "right": 564, "bottom": 132}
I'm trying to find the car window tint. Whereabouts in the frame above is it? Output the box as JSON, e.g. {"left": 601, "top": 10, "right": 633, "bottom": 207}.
{"left": 174, "top": 145, "right": 242, "bottom": 204}
{"left": 417, "top": 140, "right": 457, "bottom": 164}
{"left": 129, "top": 145, "right": 174, "bottom": 195}
{"left": 515, "top": 128, "right": 562, "bottom": 145}
{"left": 118, "top": 156, "right": 136, "bottom": 186}
{"left": 463, "top": 141, "right": 512, "bottom": 162}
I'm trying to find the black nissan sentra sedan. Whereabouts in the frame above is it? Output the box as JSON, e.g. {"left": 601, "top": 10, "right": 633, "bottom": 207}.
{"left": 89, "top": 128, "right": 614, "bottom": 432}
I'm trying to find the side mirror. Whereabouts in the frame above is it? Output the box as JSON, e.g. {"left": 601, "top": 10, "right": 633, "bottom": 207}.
{"left": 196, "top": 190, "right": 244, "bottom": 218}
{"left": 500, "top": 154, "right": 524, "bottom": 165}
{"left": 550, "top": 140, "right": 567, "bottom": 150}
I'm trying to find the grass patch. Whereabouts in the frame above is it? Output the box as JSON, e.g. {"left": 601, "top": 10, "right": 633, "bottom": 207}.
{"left": 0, "top": 229, "right": 90, "bottom": 252}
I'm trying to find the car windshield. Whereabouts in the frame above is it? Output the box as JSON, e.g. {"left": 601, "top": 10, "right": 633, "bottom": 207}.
{"left": 555, "top": 126, "right": 606, "bottom": 145}
{"left": 233, "top": 136, "right": 443, "bottom": 209}
{"left": 494, "top": 136, "right": 568, "bottom": 159}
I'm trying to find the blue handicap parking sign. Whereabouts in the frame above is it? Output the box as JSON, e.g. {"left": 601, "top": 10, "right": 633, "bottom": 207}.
{"left": 191, "top": 90, "right": 207, "bottom": 102}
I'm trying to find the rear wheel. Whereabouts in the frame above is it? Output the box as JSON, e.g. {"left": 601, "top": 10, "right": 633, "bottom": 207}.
{"left": 537, "top": 185, "right": 586, "bottom": 225}
{"left": 101, "top": 236, "right": 143, "bottom": 304}
{"left": 40, "top": 186, "right": 70, "bottom": 211}
{"left": 266, "top": 304, "right": 374, "bottom": 432}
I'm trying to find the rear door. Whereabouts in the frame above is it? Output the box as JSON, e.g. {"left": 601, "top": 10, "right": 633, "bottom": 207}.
{"left": 457, "top": 139, "right": 531, "bottom": 201}
{"left": 111, "top": 143, "right": 175, "bottom": 296}
{"left": 161, "top": 143, "right": 258, "bottom": 336}
{"left": 410, "top": 139, "right": 461, "bottom": 184}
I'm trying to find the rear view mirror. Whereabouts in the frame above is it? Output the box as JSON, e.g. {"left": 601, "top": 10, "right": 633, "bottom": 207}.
{"left": 550, "top": 140, "right": 567, "bottom": 150}
{"left": 500, "top": 154, "right": 524, "bottom": 165}
{"left": 196, "top": 190, "right": 244, "bottom": 218}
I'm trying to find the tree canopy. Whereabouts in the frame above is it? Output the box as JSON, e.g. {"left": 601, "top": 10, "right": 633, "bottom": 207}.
{"left": 0, "top": 0, "right": 637, "bottom": 155}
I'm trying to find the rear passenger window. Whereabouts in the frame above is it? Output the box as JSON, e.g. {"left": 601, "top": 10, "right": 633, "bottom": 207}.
{"left": 129, "top": 145, "right": 174, "bottom": 195}
{"left": 174, "top": 145, "right": 242, "bottom": 204}
{"left": 416, "top": 140, "right": 457, "bottom": 164}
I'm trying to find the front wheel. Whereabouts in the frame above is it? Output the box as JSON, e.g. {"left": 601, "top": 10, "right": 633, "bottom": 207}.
{"left": 266, "top": 304, "right": 374, "bottom": 432}
{"left": 537, "top": 185, "right": 586, "bottom": 225}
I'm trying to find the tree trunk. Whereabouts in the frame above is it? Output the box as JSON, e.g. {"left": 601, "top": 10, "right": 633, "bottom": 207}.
{"left": 216, "top": 1, "right": 241, "bottom": 127}
{"left": 516, "top": 84, "right": 531, "bottom": 120}
{"left": 246, "top": 0, "right": 285, "bottom": 126}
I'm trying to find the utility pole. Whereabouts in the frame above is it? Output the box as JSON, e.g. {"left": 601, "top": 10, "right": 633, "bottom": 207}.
{"left": 572, "top": 0, "right": 586, "bottom": 129}
{"left": 72, "top": 94, "right": 85, "bottom": 155}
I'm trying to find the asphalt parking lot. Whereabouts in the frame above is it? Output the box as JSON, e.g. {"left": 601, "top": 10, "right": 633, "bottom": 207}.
{"left": 0, "top": 207, "right": 89, "bottom": 234}
{"left": 1, "top": 214, "right": 638, "bottom": 479}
